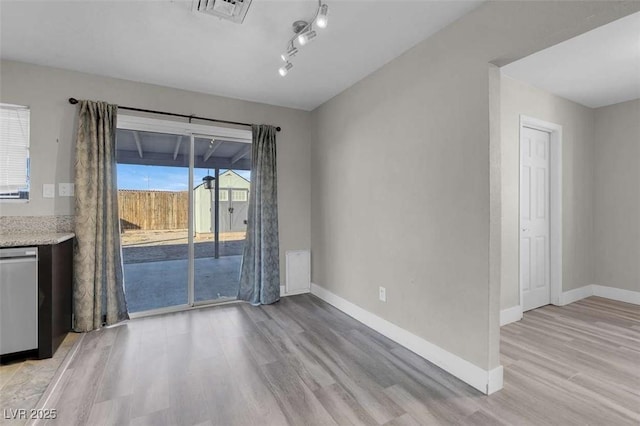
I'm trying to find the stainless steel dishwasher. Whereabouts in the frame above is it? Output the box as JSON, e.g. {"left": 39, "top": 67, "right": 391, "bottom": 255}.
{"left": 0, "top": 247, "right": 38, "bottom": 355}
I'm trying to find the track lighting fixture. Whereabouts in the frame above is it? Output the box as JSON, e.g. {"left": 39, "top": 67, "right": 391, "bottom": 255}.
{"left": 280, "top": 45, "right": 298, "bottom": 62}
{"left": 316, "top": 4, "right": 329, "bottom": 28}
{"left": 278, "top": 62, "right": 293, "bottom": 77}
{"left": 297, "top": 30, "right": 317, "bottom": 46}
{"left": 277, "top": 1, "right": 328, "bottom": 77}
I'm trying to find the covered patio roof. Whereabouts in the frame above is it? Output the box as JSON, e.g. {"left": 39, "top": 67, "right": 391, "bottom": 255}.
{"left": 116, "top": 129, "right": 251, "bottom": 170}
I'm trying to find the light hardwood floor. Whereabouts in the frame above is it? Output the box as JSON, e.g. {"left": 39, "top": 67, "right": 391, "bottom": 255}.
{"left": 33, "top": 295, "right": 640, "bottom": 425}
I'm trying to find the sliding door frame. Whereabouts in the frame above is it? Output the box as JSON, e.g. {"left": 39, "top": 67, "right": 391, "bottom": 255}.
{"left": 188, "top": 133, "right": 195, "bottom": 306}
{"left": 117, "top": 115, "right": 251, "bottom": 318}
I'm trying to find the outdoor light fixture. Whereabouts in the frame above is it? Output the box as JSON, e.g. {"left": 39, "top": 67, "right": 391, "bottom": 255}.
{"left": 278, "top": 0, "right": 328, "bottom": 77}
{"left": 202, "top": 175, "right": 215, "bottom": 190}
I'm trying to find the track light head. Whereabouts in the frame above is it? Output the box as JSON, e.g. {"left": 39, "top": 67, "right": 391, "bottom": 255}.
{"left": 281, "top": 45, "right": 299, "bottom": 62}
{"left": 297, "top": 30, "right": 317, "bottom": 46}
{"left": 278, "top": 62, "right": 293, "bottom": 77}
{"left": 316, "top": 4, "right": 329, "bottom": 28}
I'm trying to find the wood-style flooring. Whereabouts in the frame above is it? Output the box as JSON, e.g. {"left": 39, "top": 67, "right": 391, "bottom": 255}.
{"left": 34, "top": 295, "right": 640, "bottom": 425}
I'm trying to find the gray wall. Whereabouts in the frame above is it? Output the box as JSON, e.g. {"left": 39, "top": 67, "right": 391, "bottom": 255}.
{"left": 0, "top": 60, "right": 311, "bottom": 280}
{"left": 499, "top": 75, "right": 596, "bottom": 310}
{"left": 593, "top": 99, "right": 640, "bottom": 293}
{"left": 310, "top": 1, "right": 639, "bottom": 372}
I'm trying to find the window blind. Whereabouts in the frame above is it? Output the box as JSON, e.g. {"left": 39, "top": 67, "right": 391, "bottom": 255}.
{"left": 0, "top": 104, "right": 30, "bottom": 192}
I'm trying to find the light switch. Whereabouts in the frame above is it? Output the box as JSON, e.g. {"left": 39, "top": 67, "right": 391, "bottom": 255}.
{"left": 43, "top": 184, "right": 55, "bottom": 198}
{"left": 59, "top": 183, "right": 75, "bottom": 197}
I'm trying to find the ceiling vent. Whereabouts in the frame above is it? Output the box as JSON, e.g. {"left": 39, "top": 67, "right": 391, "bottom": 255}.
{"left": 192, "top": 0, "right": 253, "bottom": 24}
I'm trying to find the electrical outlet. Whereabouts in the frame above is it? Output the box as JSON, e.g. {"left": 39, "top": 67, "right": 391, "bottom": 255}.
{"left": 59, "top": 183, "right": 75, "bottom": 197}
{"left": 379, "top": 286, "right": 387, "bottom": 302}
{"left": 42, "top": 184, "right": 55, "bottom": 198}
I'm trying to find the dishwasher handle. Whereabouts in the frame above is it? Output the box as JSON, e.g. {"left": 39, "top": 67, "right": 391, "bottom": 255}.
{"left": 0, "top": 247, "right": 38, "bottom": 260}
{"left": 0, "top": 257, "right": 38, "bottom": 265}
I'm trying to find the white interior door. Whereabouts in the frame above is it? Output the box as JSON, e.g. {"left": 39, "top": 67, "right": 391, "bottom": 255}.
{"left": 520, "top": 126, "right": 551, "bottom": 311}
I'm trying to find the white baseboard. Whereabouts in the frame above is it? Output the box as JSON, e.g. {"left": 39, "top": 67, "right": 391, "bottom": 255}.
{"left": 487, "top": 365, "right": 504, "bottom": 394}
{"left": 280, "top": 285, "right": 310, "bottom": 297}
{"left": 500, "top": 305, "right": 523, "bottom": 326}
{"left": 592, "top": 285, "right": 640, "bottom": 305}
{"left": 558, "top": 284, "right": 640, "bottom": 306}
{"left": 559, "top": 285, "right": 594, "bottom": 305}
{"left": 310, "top": 283, "right": 502, "bottom": 395}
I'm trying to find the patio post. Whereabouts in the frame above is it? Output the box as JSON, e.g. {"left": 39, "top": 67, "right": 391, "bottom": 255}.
{"left": 214, "top": 168, "right": 220, "bottom": 259}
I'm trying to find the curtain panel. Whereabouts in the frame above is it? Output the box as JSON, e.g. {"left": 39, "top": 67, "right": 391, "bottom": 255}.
{"left": 73, "top": 100, "right": 128, "bottom": 332}
{"left": 238, "top": 125, "right": 280, "bottom": 305}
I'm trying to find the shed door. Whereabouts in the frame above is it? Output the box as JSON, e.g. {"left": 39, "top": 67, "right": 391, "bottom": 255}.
{"left": 229, "top": 189, "right": 249, "bottom": 232}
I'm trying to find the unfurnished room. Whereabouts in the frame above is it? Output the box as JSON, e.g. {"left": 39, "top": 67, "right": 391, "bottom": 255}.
{"left": 0, "top": 1, "right": 638, "bottom": 425}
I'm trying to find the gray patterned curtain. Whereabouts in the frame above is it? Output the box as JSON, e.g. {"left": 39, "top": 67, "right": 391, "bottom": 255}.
{"left": 73, "top": 100, "right": 128, "bottom": 332}
{"left": 238, "top": 125, "right": 280, "bottom": 305}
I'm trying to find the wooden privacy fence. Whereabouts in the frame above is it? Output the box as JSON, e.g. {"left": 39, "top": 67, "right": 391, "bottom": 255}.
{"left": 118, "top": 190, "right": 188, "bottom": 231}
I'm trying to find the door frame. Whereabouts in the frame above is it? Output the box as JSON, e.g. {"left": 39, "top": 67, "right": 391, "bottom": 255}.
{"left": 117, "top": 115, "right": 252, "bottom": 318}
{"left": 519, "top": 115, "right": 563, "bottom": 309}
{"left": 117, "top": 114, "right": 251, "bottom": 141}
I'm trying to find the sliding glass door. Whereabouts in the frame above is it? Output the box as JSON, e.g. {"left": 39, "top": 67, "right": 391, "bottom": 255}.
{"left": 115, "top": 119, "right": 252, "bottom": 315}
{"left": 116, "top": 130, "right": 191, "bottom": 313}
{"left": 193, "top": 137, "right": 250, "bottom": 303}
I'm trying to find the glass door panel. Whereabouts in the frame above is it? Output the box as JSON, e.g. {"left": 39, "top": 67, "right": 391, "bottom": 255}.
{"left": 193, "top": 137, "right": 250, "bottom": 303}
{"left": 116, "top": 129, "right": 190, "bottom": 313}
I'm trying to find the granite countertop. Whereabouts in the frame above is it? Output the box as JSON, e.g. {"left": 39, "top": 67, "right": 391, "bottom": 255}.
{"left": 0, "top": 232, "right": 75, "bottom": 247}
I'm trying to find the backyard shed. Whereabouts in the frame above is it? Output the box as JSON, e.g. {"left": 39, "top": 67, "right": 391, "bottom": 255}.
{"left": 194, "top": 170, "right": 250, "bottom": 235}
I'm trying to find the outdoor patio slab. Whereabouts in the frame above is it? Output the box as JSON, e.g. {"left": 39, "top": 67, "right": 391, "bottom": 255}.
{"left": 124, "top": 255, "right": 242, "bottom": 313}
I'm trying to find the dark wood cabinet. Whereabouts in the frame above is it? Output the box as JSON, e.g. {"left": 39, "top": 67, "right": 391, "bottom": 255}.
{"left": 37, "top": 239, "right": 73, "bottom": 359}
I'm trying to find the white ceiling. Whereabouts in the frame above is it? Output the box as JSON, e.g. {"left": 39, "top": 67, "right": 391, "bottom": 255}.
{"left": 0, "top": 0, "right": 483, "bottom": 111}
{"left": 502, "top": 11, "right": 640, "bottom": 109}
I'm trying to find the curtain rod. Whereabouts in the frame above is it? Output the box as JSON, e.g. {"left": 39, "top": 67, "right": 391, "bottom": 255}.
{"left": 67, "top": 98, "right": 281, "bottom": 132}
